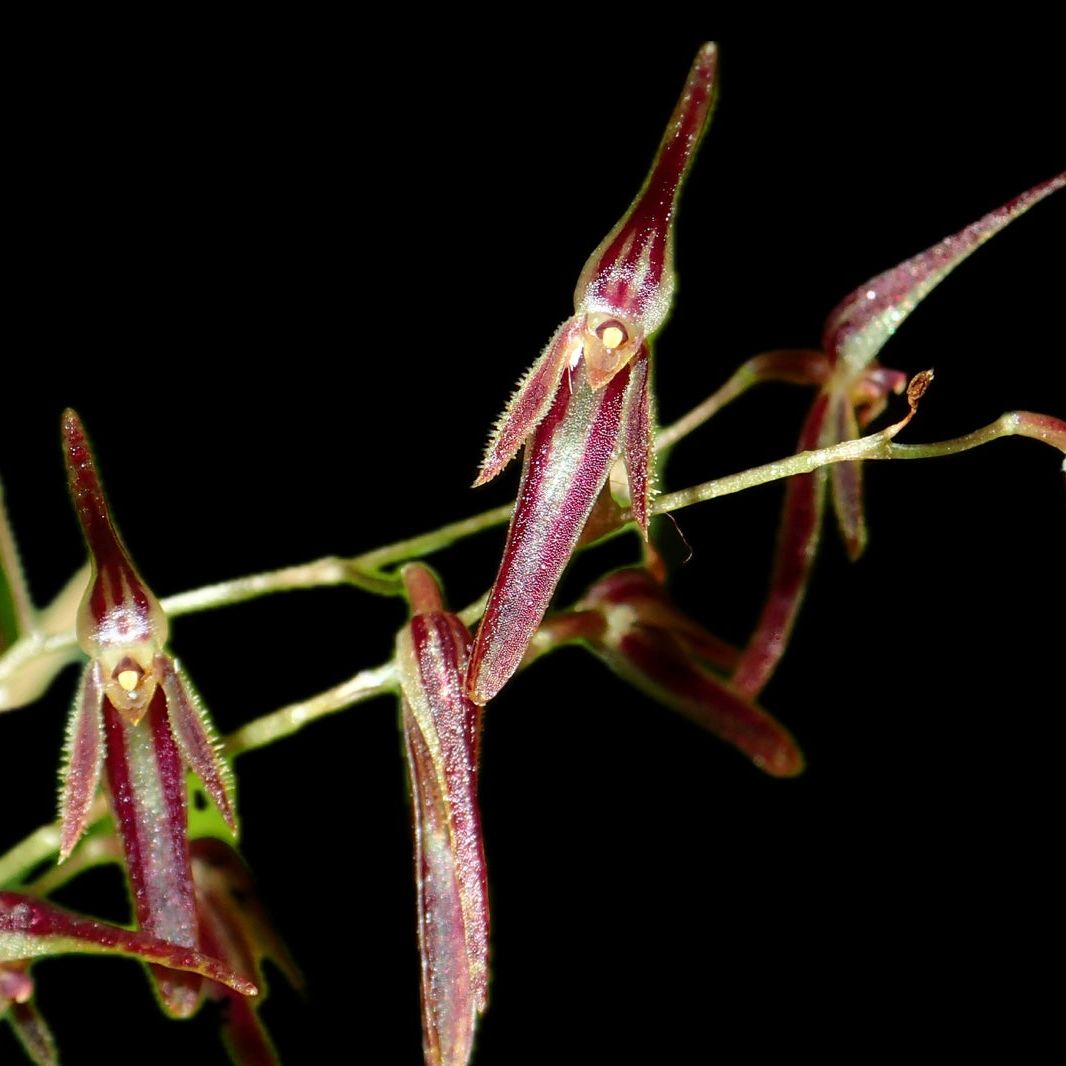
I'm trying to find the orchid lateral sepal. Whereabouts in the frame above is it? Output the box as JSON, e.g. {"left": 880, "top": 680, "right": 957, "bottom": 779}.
{"left": 397, "top": 564, "right": 489, "bottom": 1066}
{"left": 468, "top": 46, "right": 719, "bottom": 706}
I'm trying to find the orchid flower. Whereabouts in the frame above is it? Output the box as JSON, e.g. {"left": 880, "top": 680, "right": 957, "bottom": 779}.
{"left": 732, "top": 172, "right": 1066, "bottom": 698}
{"left": 396, "top": 564, "right": 489, "bottom": 1066}
{"left": 526, "top": 567, "right": 804, "bottom": 777}
{"left": 57, "top": 410, "right": 237, "bottom": 1016}
{"left": 466, "top": 43, "right": 719, "bottom": 706}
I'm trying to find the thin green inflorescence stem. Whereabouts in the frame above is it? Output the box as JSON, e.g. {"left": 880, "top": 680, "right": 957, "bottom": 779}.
{"left": 222, "top": 660, "right": 398, "bottom": 757}
{"left": 161, "top": 556, "right": 401, "bottom": 616}
{"left": 652, "top": 409, "right": 1066, "bottom": 516}
{"left": 353, "top": 503, "right": 514, "bottom": 572}
{"left": 0, "top": 822, "right": 62, "bottom": 888}
{"left": 656, "top": 349, "right": 829, "bottom": 451}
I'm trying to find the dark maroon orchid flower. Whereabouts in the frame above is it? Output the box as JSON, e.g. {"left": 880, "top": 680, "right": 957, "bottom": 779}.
{"left": 732, "top": 172, "right": 1066, "bottom": 698}
{"left": 529, "top": 567, "right": 804, "bottom": 777}
{"left": 396, "top": 564, "right": 489, "bottom": 1066}
{"left": 57, "top": 410, "right": 237, "bottom": 1016}
{"left": 467, "top": 43, "right": 719, "bottom": 706}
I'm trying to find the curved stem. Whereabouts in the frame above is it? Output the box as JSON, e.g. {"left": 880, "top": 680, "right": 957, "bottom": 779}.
{"left": 0, "top": 822, "right": 61, "bottom": 888}
{"left": 656, "top": 349, "right": 829, "bottom": 451}
{"left": 162, "top": 557, "right": 400, "bottom": 617}
{"left": 222, "top": 660, "right": 398, "bottom": 757}
{"left": 352, "top": 504, "right": 513, "bottom": 571}
{"left": 652, "top": 410, "right": 1066, "bottom": 516}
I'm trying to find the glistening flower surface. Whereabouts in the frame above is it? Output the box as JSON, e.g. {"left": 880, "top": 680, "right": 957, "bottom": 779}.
{"left": 58, "top": 410, "right": 237, "bottom": 1016}
{"left": 467, "top": 43, "right": 719, "bottom": 706}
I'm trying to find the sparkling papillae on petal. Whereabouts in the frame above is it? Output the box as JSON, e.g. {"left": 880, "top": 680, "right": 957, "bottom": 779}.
{"left": 823, "top": 173, "right": 1065, "bottom": 371}
{"left": 58, "top": 661, "right": 106, "bottom": 860}
{"left": 397, "top": 565, "right": 489, "bottom": 1066}
{"left": 156, "top": 654, "right": 237, "bottom": 833}
{"left": 476, "top": 319, "right": 583, "bottom": 485}
{"left": 103, "top": 691, "right": 202, "bottom": 1017}
{"left": 61, "top": 410, "right": 169, "bottom": 662}
{"left": 574, "top": 43, "right": 719, "bottom": 333}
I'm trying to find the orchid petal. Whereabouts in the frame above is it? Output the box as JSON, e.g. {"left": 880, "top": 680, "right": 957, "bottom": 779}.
{"left": 103, "top": 690, "right": 202, "bottom": 1017}
{"left": 58, "top": 660, "right": 106, "bottom": 861}
{"left": 476, "top": 318, "right": 582, "bottom": 486}
{"left": 732, "top": 391, "right": 834, "bottom": 699}
{"left": 156, "top": 653, "right": 238, "bottom": 834}
{"left": 0, "top": 893, "right": 256, "bottom": 995}
{"left": 822, "top": 173, "right": 1065, "bottom": 371}
{"left": 468, "top": 360, "right": 630, "bottom": 704}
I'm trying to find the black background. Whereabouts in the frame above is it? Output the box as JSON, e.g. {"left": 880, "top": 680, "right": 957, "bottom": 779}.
{"left": 3, "top": 27, "right": 1064, "bottom": 1064}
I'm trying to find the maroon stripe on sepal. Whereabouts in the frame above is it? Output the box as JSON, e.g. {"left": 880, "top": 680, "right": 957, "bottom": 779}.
{"left": 103, "top": 690, "right": 201, "bottom": 1017}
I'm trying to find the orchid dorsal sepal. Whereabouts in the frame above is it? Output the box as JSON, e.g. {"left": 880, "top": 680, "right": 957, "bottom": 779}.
{"left": 57, "top": 661, "right": 106, "bottom": 861}
{"left": 574, "top": 42, "right": 719, "bottom": 338}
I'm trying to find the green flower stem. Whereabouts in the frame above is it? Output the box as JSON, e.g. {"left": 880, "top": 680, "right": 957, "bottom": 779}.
{"left": 652, "top": 409, "right": 1066, "bottom": 516}
{"left": 656, "top": 358, "right": 770, "bottom": 451}
{"left": 353, "top": 503, "right": 515, "bottom": 572}
{"left": 221, "top": 660, "right": 398, "bottom": 758}
{"left": 0, "top": 821, "right": 62, "bottom": 889}
{"left": 26, "top": 833, "right": 122, "bottom": 896}
{"left": 162, "top": 556, "right": 401, "bottom": 616}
